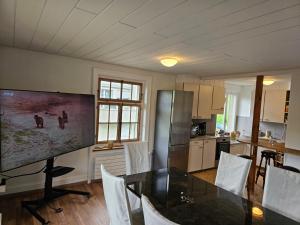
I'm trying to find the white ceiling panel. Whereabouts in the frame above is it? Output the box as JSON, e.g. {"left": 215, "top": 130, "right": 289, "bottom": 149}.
{"left": 2, "top": 0, "right": 300, "bottom": 76}
{"left": 14, "top": 0, "right": 46, "bottom": 48}
{"left": 30, "top": 0, "right": 78, "bottom": 50}
{"left": 76, "top": 0, "right": 113, "bottom": 14}
{"left": 94, "top": 34, "right": 164, "bottom": 60}
{"left": 0, "top": 0, "right": 15, "bottom": 45}
{"left": 120, "top": 0, "right": 186, "bottom": 28}
{"left": 156, "top": 0, "right": 267, "bottom": 37}
{"left": 45, "top": 8, "right": 95, "bottom": 53}
{"left": 61, "top": 22, "right": 135, "bottom": 55}
{"left": 60, "top": 0, "right": 147, "bottom": 55}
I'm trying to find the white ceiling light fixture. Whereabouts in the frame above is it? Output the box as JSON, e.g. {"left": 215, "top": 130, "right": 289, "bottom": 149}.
{"left": 160, "top": 58, "right": 178, "bottom": 67}
{"left": 263, "top": 80, "right": 275, "bottom": 85}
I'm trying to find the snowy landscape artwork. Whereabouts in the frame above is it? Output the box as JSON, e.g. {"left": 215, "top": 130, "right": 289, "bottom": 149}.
{"left": 0, "top": 90, "right": 95, "bottom": 171}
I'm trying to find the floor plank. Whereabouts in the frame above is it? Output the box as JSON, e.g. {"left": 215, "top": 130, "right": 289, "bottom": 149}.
{"left": 0, "top": 182, "right": 109, "bottom": 225}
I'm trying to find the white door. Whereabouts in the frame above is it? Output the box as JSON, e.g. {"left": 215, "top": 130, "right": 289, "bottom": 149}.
{"left": 212, "top": 86, "right": 225, "bottom": 111}
{"left": 198, "top": 85, "right": 213, "bottom": 119}
{"left": 183, "top": 83, "right": 199, "bottom": 118}
{"left": 202, "top": 139, "right": 216, "bottom": 170}
{"left": 263, "top": 90, "right": 286, "bottom": 123}
{"left": 188, "top": 141, "right": 203, "bottom": 172}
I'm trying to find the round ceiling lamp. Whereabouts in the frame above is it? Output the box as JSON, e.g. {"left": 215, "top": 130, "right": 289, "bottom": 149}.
{"left": 263, "top": 80, "right": 275, "bottom": 85}
{"left": 160, "top": 58, "right": 178, "bottom": 67}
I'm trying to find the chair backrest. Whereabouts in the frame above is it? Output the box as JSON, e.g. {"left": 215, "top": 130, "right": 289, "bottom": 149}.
{"left": 141, "top": 195, "right": 179, "bottom": 225}
{"left": 124, "top": 141, "right": 151, "bottom": 175}
{"left": 262, "top": 166, "right": 300, "bottom": 222}
{"left": 101, "top": 165, "right": 132, "bottom": 225}
{"left": 215, "top": 152, "right": 252, "bottom": 196}
{"left": 282, "top": 165, "right": 300, "bottom": 173}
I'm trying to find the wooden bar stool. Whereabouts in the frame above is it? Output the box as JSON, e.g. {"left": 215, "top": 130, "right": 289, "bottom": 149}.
{"left": 255, "top": 150, "right": 277, "bottom": 188}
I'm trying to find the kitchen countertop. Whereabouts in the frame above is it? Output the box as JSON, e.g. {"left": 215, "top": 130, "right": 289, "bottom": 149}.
{"left": 190, "top": 135, "right": 217, "bottom": 141}
{"left": 237, "top": 136, "right": 286, "bottom": 153}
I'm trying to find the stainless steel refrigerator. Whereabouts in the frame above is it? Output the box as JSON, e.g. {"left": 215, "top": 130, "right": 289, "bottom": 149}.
{"left": 153, "top": 90, "right": 193, "bottom": 172}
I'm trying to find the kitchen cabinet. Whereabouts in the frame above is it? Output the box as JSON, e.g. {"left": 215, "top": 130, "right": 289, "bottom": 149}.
{"left": 212, "top": 86, "right": 225, "bottom": 113}
{"left": 183, "top": 83, "right": 199, "bottom": 118}
{"left": 198, "top": 85, "right": 213, "bottom": 119}
{"left": 230, "top": 143, "right": 247, "bottom": 155}
{"left": 262, "top": 90, "right": 286, "bottom": 123}
{"left": 202, "top": 139, "right": 216, "bottom": 170}
{"left": 188, "top": 140, "right": 204, "bottom": 172}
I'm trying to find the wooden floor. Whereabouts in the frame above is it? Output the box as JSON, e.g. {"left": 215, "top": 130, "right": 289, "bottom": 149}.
{"left": 0, "top": 169, "right": 265, "bottom": 225}
{"left": 0, "top": 182, "right": 110, "bottom": 225}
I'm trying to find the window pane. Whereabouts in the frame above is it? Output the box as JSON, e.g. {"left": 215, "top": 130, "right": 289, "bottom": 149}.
{"left": 99, "top": 104, "right": 109, "bottom": 122}
{"left": 216, "top": 114, "right": 224, "bottom": 130}
{"left": 98, "top": 123, "right": 108, "bottom": 141}
{"left": 132, "top": 85, "right": 140, "bottom": 101}
{"left": 122, "top": 83, "right": 132, "bottom": 100}
{"left": 121, "top": 123, "right": 130, "bottom": 140}
{"left": 109, "top": 105, "right": 119, "bottom": 122}
{"left": 100, "top": 80, "right": 110, "bottom": 99}
{"left": 111, "top": 82, "right": 121, "bottom": 99}
{"left": 122, "top": 106, "right": 131, "bottom": 122}
{"left": 130, "top": 123, "right": 138, "bottom": 139}
{"left": 131, "top": 106, "right": 139, "bottom": 122}
{"left": 108, "top": 123, "right": 117, "bottom": 141}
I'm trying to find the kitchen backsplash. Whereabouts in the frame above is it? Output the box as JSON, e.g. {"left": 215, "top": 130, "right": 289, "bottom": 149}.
{"left": 236, "top": 116, "right": 286, "bottom": 140}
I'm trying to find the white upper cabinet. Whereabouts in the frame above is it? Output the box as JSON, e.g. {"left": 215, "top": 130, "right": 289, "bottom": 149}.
{"left": 198, "top": 85, "right": 213, "bottom": 119}
{"left": 183, "top": 83, "right": 199, "bottom": 118}
{"left": 262, "top": 90, "right": 286, "bottom": 123}
{"left": 212, "top": 86, "right": 225, "bottom": 112}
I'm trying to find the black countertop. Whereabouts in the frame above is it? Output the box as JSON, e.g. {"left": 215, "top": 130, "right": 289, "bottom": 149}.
{"left": 124, "top": 168, "right": 299, "bottom": 225}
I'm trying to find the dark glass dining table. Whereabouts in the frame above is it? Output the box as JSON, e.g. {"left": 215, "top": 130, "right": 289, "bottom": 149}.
{"left": 124, "top": 168, "right": 300, "bottom": 225}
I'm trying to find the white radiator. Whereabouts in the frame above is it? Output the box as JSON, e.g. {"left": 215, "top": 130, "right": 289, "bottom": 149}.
{"left": 94, "top": 149, "right": 126, "bottom": 179}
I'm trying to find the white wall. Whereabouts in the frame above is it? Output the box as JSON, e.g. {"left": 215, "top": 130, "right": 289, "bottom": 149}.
{"left": 0, "top": 46, "right": 176, "bottom": 194}
{"left": 286, "top": 74, "right": 300, "bottom": 150}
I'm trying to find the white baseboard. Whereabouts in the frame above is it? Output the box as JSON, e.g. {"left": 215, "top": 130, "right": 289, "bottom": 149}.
{"left": 1, "top": 174, "right": 87, "bottom": 195}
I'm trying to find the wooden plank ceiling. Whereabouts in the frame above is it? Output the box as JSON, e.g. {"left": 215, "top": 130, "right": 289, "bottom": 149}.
{"left": 1, "top": 0, "right": 300, "bottom": 76}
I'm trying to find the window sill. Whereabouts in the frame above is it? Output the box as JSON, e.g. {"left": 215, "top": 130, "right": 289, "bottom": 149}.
{"left": 93, "top": 145, "right": 124, "bottom": 152}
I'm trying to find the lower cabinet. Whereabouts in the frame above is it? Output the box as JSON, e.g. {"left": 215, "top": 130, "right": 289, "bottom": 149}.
{"left": 188, "top": 141, "right": 203, "bottom": 172}
{"left": 202, "top": 139, "right": 216, "bottom": 170}
{"left": 230, "top": 143, "right": 247, "bottom": 155}
{"left": 188, "top": 139, "right": 216, "bottom": 172}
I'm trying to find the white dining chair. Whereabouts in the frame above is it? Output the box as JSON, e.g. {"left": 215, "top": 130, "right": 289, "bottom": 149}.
{"left": 124, "top": 142, "right": 151, "bottom": 211}
{"left": 215, "top": 152, "right": 252, "bottom": 196}
{"left": 262, "top": 165, "right": 300, "bottom": 222}
{"left": 141, "top": 195, "right": 179, "bottom": 225}
{"left": 124, "top": 141, "right": 151, "bottom": 175}
{"left": 101, "top": 165, "right": 144, "bottom": 225}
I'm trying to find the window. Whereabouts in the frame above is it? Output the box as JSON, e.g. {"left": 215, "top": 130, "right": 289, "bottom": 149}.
{"left": 216, "top": 94, "right": 237, "bottom": 132}
{"left": 97, "top": 78, "right": 142, "bottom": 143}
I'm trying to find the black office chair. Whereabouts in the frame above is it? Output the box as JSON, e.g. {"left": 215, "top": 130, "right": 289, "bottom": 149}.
{"left": 282, "top": 165, "right": 300, "bottom": 173}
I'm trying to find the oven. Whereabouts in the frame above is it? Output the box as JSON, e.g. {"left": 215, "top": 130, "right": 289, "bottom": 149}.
{"left": 215, "top": 137, "right": 230, "bottom": 166}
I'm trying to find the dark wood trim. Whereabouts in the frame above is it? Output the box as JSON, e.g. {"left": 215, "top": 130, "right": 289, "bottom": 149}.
{"left": 249, "top": 75, "right": 264, "bottom": 192}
